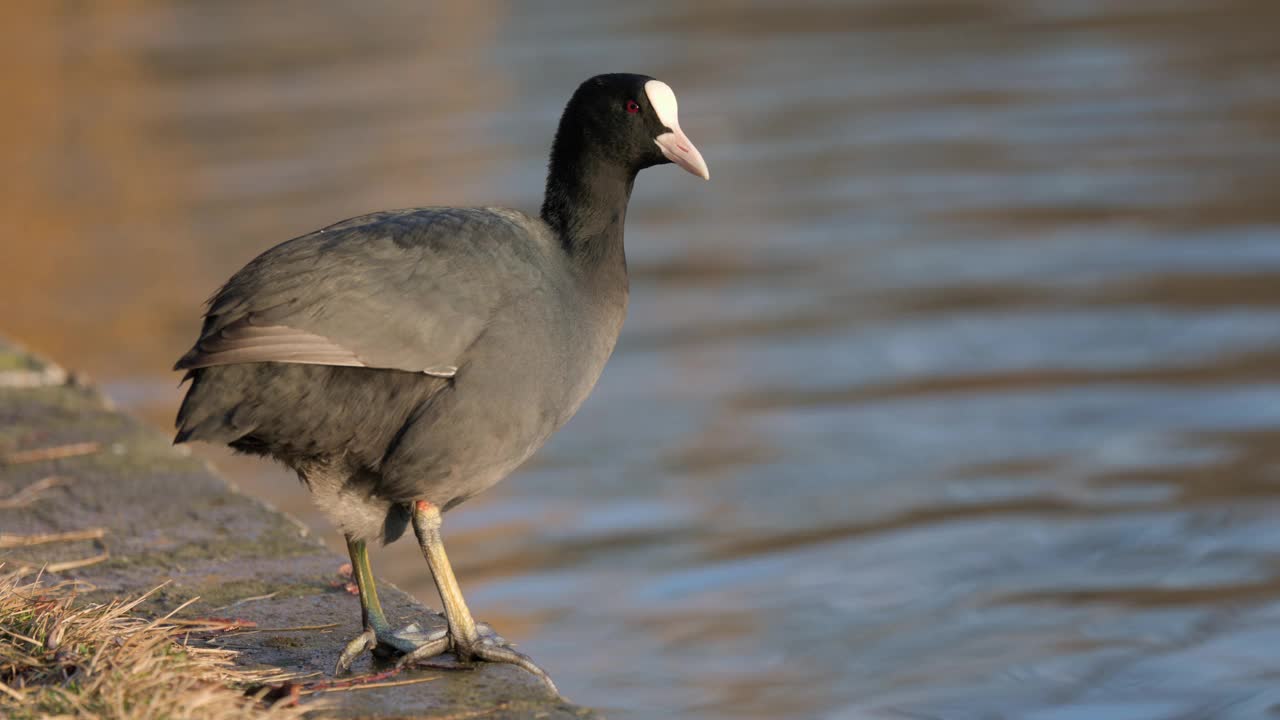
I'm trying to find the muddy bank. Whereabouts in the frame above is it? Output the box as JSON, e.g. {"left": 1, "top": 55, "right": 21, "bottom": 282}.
{"left": 0, "top": 337, "right": 597, "bottom": 719}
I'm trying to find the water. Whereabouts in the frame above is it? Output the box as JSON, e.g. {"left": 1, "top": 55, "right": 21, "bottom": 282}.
{"left": 5, "top": 1, "right": 1280, "bottom": 717}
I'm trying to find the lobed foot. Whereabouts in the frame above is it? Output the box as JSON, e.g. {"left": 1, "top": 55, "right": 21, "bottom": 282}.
{"left": 334, "top": 623, "right": 445, "bottom": 675}
{"left": 333, "top": 621, "right": 556, "bottom": 695}
{"left": 396, "top": 621, "right": 558, "bottom": 695}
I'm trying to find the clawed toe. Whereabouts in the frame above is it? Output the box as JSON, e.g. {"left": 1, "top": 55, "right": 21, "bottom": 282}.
{"left": 469, "top": 640, "right": 557, "bottom": 694}
{"left": 393, "top": 632, "right": 454, "bottom": 670}
{"left": 334, "top": 628, "right": 377, "bottom": 675}
{"left": 383, "top": 622, "right": 558, "bottom": 695}
{"left": 334, "top": 623, "right": 450, "bottom": 673}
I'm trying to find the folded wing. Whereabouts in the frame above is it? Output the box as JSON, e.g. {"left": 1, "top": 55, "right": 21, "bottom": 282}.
{"left": 175, "top": 207, "right": 541, "bottom": 377}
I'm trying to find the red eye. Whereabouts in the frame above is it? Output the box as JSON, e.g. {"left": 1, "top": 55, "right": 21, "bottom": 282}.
{"left": 625, "top": 100, "right": 640, "bottom": 114}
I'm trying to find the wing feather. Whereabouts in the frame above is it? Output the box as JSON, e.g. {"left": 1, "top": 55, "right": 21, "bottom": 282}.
{"left": 174, "top": 208, "right": 543, "bottom": 379}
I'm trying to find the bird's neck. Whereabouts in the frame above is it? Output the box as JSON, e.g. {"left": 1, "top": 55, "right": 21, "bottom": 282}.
{"left": 540, "top": 150, "right": 635, "bottom": 270}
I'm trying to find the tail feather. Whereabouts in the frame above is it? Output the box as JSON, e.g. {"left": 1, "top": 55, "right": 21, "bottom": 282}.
{"left": 173, "top": 367, "right": 256, "bottom": 445}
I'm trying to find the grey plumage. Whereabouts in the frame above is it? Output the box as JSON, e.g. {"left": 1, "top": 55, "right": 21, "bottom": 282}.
{"left": 176, "top": 207, "right": 625, "bottom": 542}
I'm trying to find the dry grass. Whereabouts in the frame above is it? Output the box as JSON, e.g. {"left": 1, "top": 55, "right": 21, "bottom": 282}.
{"left": 0, "top": 568, "right": 312, "bottom": 720}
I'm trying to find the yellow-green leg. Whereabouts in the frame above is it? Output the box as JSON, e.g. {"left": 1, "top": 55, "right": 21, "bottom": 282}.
{"left": 350, "top": 536, "right": 391, "bottom": 633}
{"left": 335, "top": 535, "right": 448, "bottom": 674}
{"left": 398, "top": 500, "right": 558, "bottom": 694}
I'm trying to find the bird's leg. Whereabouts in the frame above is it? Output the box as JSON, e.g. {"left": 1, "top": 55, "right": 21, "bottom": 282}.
{"left": 334, "top": 535, "right": 383, "bottom": 673}
{"left": 401, "top": 499, "right": 558, "bottom": 694}
{"left": 335, "top": 536, "right": 379, "bottom": 673}
{"left": 334, "top": 534, "right": 448, "bottom": 673}
{"left": 350, "top": 535, "right": 391, "bottom": 634}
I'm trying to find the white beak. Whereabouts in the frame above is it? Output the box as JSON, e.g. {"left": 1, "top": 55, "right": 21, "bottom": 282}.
{"left": 645, "top": 80, "right": 710, "bottom": 180}
{"left": 654, "top": 127, "right": 710, "bottom": 180}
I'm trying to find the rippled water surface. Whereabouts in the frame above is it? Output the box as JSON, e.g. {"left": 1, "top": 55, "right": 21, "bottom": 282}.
{"left": 5, "top": 2, "right": 1280, "bottom": 717}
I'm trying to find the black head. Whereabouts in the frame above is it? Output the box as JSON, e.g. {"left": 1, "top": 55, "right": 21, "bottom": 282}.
{"left": 549, "top": 73, "right": 709, "bottom": 181}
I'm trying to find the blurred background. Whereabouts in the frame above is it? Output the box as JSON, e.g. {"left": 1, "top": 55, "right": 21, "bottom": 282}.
{"left": 4, "top": 1, "right": 1280, "bottom": 717}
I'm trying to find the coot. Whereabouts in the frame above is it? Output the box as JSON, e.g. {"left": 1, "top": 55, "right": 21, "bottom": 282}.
{"left": 173, "top": 73, "right": 709, "bottom": 690}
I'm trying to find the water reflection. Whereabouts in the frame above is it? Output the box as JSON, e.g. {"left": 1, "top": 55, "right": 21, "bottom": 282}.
{"left": 4, "top": 1, "right": 1280, "bottom": 717}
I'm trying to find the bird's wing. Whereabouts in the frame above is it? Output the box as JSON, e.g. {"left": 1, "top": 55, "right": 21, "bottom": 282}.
{"left": 174, "top": 207, "right": 546, "bottom": 376}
